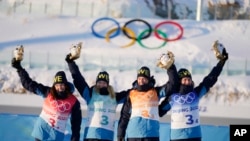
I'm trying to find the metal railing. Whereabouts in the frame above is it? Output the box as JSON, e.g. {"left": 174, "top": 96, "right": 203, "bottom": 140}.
{"left": 1, "top": 50, "right": 249, "bottom": 76}
{"left": 1, "top": 0, "right": 249, "bottom": 20}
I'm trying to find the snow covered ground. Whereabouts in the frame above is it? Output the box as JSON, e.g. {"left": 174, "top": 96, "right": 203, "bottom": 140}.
{"left": 0, "top": 1, "right": 250, "bottom": 141}
{"left": 0, "top": 0, "right": 250, "bottom": 121}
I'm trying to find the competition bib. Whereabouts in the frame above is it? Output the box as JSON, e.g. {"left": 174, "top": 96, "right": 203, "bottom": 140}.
{"left": 87, "top": 92, "right": 117, "bottom": 130}
{"left": 130, "top": 89, "right": 159, "bottom": 120}
{"left": 40, "top": 94, "right": 76, "bottom": 132}
{"left": 170, "top": 92, "right": 200, "bottom": 129}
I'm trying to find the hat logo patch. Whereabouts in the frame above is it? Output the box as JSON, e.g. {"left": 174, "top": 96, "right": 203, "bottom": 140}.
{"left": 138, "top": 69, "right": 149, "bottom": 76}
{"left": 98, "top": 74, "right": 109, "bottom": 80}
{"left": 178, "top": 70, "right": 191, "bottom": 78}
{"left": 54, "top": 76, "right": 63, "bottom": 83}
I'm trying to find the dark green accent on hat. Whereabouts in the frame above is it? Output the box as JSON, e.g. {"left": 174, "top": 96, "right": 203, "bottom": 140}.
{"left": 178, "top": 68, "right": 192, "bottom": 79}
{"left": 137, "top": 66, "right": 150, "bottom": 79}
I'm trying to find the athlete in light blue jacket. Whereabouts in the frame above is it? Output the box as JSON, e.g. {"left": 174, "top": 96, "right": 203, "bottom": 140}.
{"left": 159, "top": 46, "right": 229, "bottom": 141}
{"left": 65, "top": 53, "right": 129, "bottom": 141}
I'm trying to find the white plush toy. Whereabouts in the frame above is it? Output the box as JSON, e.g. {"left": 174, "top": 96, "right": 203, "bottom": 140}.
{"left": 70, "top": 42, "right": 82, "bottom": 60}
{"left": 212, "top": 40, "right": 225, "bottom": 60}
{"left": 13, "top": 45, "right": 24, "bottom": 61}
{"left": 157, "top": 51, "right": 175, "bottom": 69}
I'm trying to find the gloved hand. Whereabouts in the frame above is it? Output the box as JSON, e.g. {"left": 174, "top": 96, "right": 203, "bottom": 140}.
{"left": 65, "top": 53, "right": 73, "bottom": 63}
{"left": 157, "top": 51, "right": 175, "bottom": 69}
{"left": 11, "top": 58, "right": 23, "bottom": 70}
{"left": 221, "top": 48, "right": 228, "bottom": 61}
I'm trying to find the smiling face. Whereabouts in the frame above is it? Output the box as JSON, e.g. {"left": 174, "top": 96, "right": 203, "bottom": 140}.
{"left": 54, "top": 83, "right": 66, "bottom": 92}
{"left": 180, "top": 77, "right": 193, "bottom": 86}
{"left": 137, "top": 76, "right": 149, "bottom": 86}
{"left": 96, "top": 80, "right": 108, "bottom": 89}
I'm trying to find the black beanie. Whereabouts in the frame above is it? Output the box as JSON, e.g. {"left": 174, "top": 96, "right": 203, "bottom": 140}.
{"left": 137, "top": 66, "right": 150, "bottom": 80}
{"left": 53, "top": 71, "right": 68, "bottom": 85}
{"left": 96, "top": 71, "right": 109, "bottom": 84}
{"left": 178, "top": 68, "right": 192, "bottom": 80}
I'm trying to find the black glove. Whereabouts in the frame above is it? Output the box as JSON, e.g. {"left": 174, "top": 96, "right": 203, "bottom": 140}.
{"left": 221, "top": 48, "right": 228, "bottom": 61}
{"left": 65, "top": 53, "right": 73, "bottom": 63}
{"left": 11, "top": 58, "right": 22, "bottom": 70}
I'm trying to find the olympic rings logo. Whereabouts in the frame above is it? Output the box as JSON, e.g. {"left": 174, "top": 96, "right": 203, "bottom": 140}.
{"left": 91, "top": 17, "right": 184, "bottom": 49}
{"left": 173, "top": 92, "right": 196, "bottom": 105}
{"left": 49, "top": 98, "right": 71, "bottom": 112}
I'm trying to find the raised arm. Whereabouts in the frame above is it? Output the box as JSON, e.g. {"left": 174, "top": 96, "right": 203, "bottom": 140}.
{"left": 195, "top": 43, "right": 229, "bottom": 97}
{"left": 164, "top": 63, "right": 179, "bottom": 95}
{"left": 12, "top": 58, "right": 50, "bottom": 97}
{"left": 156, "top": 51, "right": 179, "bottom": 97}
{"left": 156, "top": 51, "right": 179, "bottom": 117}
{"left": 65, "top": 44, "right": 92, "bottom": 103}
{"left": 158, "top": 64, "right": 179, "bottom": 117}
{"left": 66, "top": 58, "right": 89, "bottom": 94}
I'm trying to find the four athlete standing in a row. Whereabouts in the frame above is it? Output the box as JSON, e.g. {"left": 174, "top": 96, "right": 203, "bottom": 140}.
{"left": 11, "top": 40, "right": 228, "bottom": 141}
